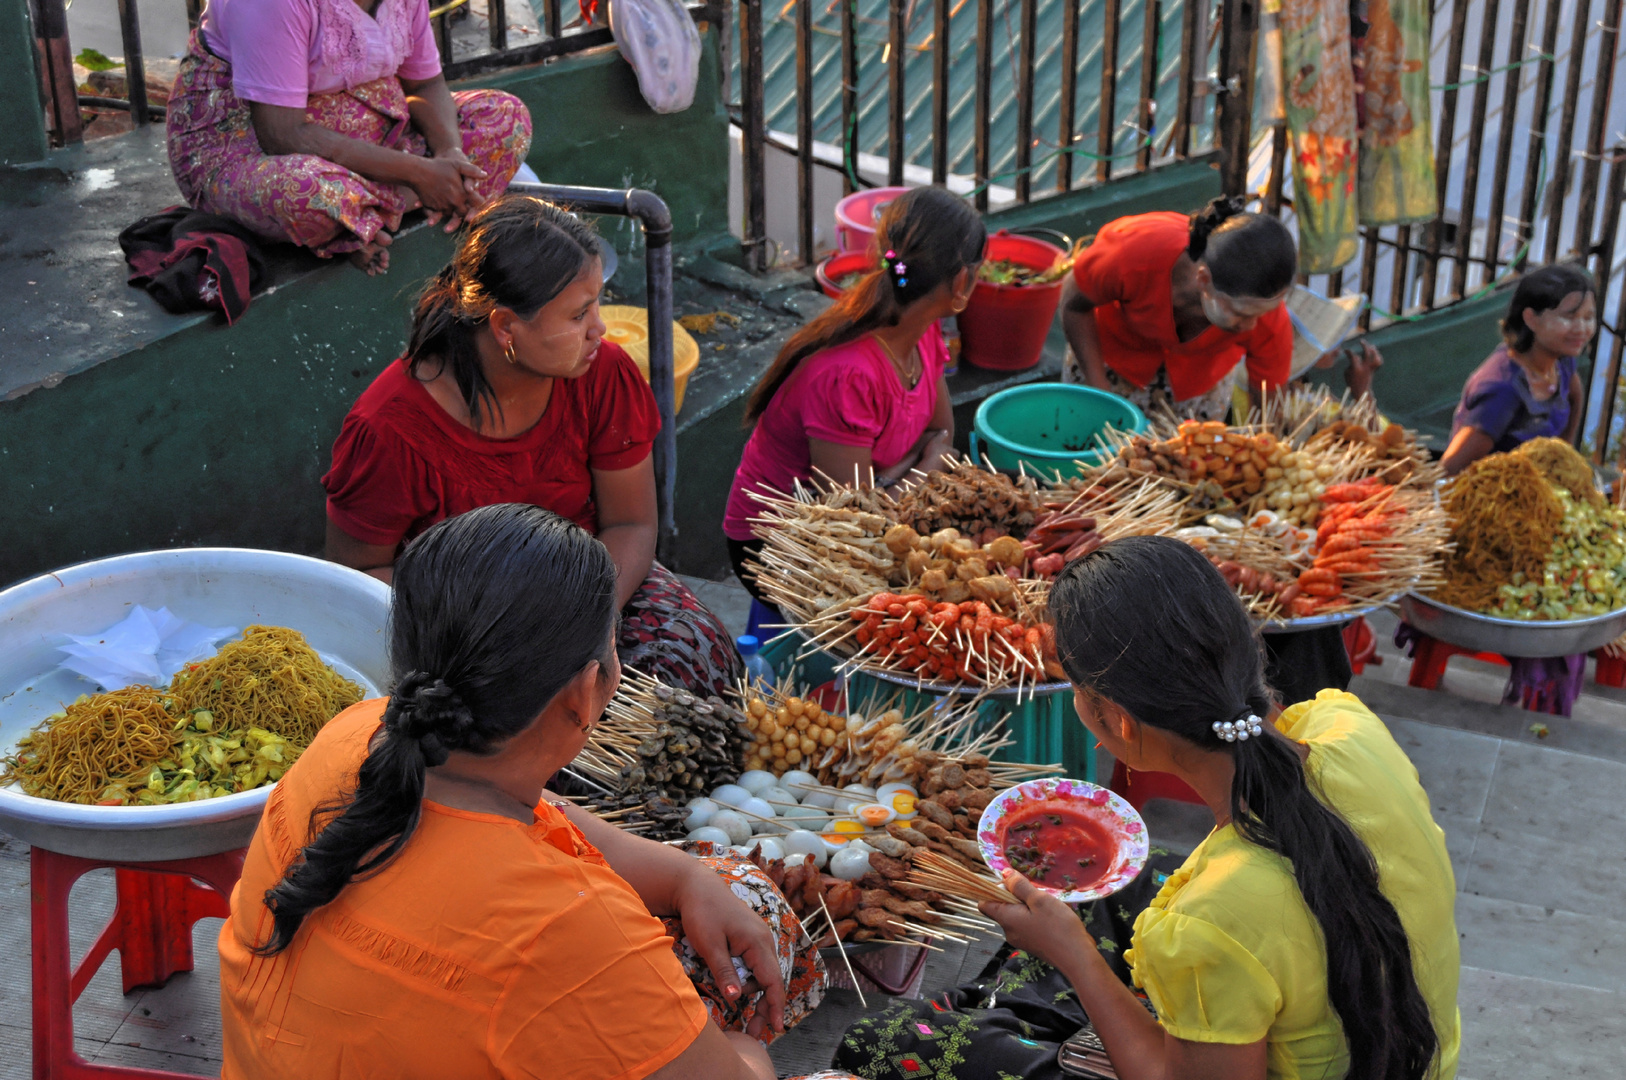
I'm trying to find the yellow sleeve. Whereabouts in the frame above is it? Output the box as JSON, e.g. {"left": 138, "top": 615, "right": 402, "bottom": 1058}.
{"left": 1130, "top": 907, "right": 1282, "bottom": 1044}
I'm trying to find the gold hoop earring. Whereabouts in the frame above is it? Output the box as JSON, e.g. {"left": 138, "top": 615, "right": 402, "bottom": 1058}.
{"left": 503, "top": 340, "right": 518, "bottom": 366}
{"left": 952, "top": 298, "right": 968, "bottom": 314}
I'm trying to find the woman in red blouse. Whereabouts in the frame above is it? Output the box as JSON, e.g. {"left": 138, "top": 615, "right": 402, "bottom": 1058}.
{"left": 1060, "top": 197, "right": 1298, "bottom": 420}
{"left": 323, "top": 195, "right": 742, "bottom": 696}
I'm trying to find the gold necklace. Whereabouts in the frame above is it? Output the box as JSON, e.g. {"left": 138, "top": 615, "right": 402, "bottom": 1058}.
{"left": 1515, "top": 352, "right": 1559, "bottom": 394}
{"left": 875, "top": 335, "right": 923, "bottom": 389}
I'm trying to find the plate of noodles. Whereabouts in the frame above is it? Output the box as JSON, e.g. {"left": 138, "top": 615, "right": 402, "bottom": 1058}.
{"left": 1412, "top": 438, "right": 1626, "bottom": 656}
{"left": 0, "top": 548, "right": 390, "bottom": 861}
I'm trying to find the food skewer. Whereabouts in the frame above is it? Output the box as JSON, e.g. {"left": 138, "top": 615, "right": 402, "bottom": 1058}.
{"left": 818, "top": 893, "right": 868, "bottom": 1008}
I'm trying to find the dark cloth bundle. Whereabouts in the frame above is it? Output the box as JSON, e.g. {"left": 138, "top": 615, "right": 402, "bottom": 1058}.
{"left": 119, "top": 207, "right": 266, "bottom": 323}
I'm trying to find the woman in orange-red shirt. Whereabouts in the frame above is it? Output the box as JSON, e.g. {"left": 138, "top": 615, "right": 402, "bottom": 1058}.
{"left": 218, "top": 504, "right": 849, "bottom": 1080}
{"left": 1060, "top": 197, "right": 1297, "bottom": 421}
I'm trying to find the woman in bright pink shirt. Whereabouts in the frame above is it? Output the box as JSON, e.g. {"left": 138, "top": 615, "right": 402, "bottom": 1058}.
{"left": 166, "top": 0, "right": 531, "bottom": 274}
{"left": 723, "top": 186, "right": 985, "bottom": 602}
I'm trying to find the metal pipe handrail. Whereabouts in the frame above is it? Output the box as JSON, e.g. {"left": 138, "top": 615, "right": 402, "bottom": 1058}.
{"left": 507, "top": 182, "right": 679, "bottom": 564}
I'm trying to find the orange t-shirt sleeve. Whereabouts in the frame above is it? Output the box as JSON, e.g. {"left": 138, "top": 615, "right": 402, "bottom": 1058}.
{"left": 489, "top": 869, "right": 709, "bottom": 1080}
{"left": 1242, "top": 306, "right": 1294, "bottom": 390}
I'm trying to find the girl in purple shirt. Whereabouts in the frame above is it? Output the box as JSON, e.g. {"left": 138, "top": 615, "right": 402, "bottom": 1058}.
{"left": 1443, "top": 264, "right": 1597, "bottom": 476}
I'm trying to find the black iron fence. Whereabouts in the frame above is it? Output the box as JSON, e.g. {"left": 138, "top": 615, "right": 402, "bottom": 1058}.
{"left": 732, "top": 0, "right": 1254, "bottom": 271}
{"left": 735, "top": 0, "right": 1626, "bottom": 458}
{"left": 1250, "top": 0, "right": 1626, "bottom": 457}
{"left": 28, "top": 0, "right": 716, "bottom": 143}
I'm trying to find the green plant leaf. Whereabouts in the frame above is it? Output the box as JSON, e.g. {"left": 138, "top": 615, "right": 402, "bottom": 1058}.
{"left": 75, "top": 48, "right": 121, "bottom": 72}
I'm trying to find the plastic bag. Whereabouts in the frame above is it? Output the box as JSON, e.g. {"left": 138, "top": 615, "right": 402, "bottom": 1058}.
{"left": 609, "top": 0, "right": 701, "bottom": 114}
{"left": 57, "top": 605, "right": 238, "bottom": 691}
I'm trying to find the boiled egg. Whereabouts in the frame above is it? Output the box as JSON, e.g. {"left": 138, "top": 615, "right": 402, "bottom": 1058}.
{"left": 853, "top": 802, "right": 897, "bottom": 828}
{"left": 821, "top": 817, "right": 867, "bottom": 848}
{"left": 687, "top": 825, "right": 732, "bottom": 847}
{"left": 779, "top": 769, "right": 818, "bottom": 795}
{"left": 708, "top": 809, "right": 752, "bottom": 845}
{"left": 874, "top": 782, "right": 919, "bottom": 820}
{"left": 737, "top": 770, "right": 779, "bottom": 795}
{"left": 828, "top": 846, "right": 873, "bottom": 880}
{"left": 684, "top": 797, "right": 720, "bottom": 829}
{"left": 778, "top": 805, "right": 829, "bottom": 830}
{"left": 711, "top": 784, "right": 752, "bottom": 808}
{"left": 781, "top": 829, "right": 829, "bottom": 869}
{"left": 832, "top": 784, "right": 875, "bottom": 815}
{"left": 750, "top": 836, "right": 787, "bottom": 861}
{"left": 761, "top": 786, "right": 801, "bottom": 811}
{"left": 801, "top": 789, "right": 838, "bottom": 810}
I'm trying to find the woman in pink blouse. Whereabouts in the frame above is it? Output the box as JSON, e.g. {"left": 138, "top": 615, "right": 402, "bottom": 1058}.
{"left": 723, "top": 186, "right": 984, "bottom": 601}
{"left": 166, "top": 0, "right": 532, "bottom": 274}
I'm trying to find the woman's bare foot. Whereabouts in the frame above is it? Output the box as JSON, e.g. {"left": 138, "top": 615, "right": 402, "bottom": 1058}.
{"left": 349, "top": 230, "right": 393, "bottom": 276}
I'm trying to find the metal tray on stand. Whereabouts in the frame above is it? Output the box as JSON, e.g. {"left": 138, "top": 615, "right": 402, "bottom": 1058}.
{"left": 0, "top": 549, "right": 390, "bottom": 862}
{"left": 1398, "top": 592, "right": 1626, "bottom": 658}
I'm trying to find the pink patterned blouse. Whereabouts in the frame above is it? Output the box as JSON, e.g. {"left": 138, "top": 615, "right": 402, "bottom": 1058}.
{"left": 200, "top": 0, "right": 442, "bottom": 108}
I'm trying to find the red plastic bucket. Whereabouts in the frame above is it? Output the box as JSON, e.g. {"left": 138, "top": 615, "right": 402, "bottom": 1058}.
{"left": 815, "top": 250, "right": 876, "bottom": 298}
{"left": 959, "top": 231, "right": 1068, "bottom": 372}
{"left": 834, "top": 186, "right": 911, "bottom": 253}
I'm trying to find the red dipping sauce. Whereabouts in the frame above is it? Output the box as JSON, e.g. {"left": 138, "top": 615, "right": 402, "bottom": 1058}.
{"left": 999, "top": 801, "right": 1117, "bottom": 892}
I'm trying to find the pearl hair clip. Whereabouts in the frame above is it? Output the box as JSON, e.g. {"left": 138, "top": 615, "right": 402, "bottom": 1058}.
{"left": 1212, "top": 714, "right": 1264, "bottom": 743}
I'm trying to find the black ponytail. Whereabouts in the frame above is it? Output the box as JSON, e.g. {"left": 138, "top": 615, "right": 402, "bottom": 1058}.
{"left": 256, "top": 504, "right": 618, "bottom": 954}
{"left": 1187, "top": 195, "right": 1297, "bottom": 299}
{"left": 1049, "top": 536, "right": 1438, "bottom": 1080}
{"left": 407, "top": 196, "right": 602, "bottom": 430}
{"left": 744, "top": 185, "right": 985, "bottom": 424}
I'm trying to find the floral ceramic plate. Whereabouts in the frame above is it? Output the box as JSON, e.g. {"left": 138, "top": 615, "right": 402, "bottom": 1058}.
{"left": 977, "top": 778, "right": 1149, "bottom": 903}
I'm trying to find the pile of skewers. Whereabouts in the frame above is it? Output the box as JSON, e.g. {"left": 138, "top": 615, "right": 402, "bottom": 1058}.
{"left": 580, "top": 678, "right": 1062, "bottom": 954}
{"left": 745, "top": 468, "right": 1179, "bottom": 691}
{"left": 742, "top": 386, "right": 1444, "bottom": 690}
{"left": 733, "top": 746, "right": 1028, "bottom": 952}
{"left": 1095, "top": 386, "right": 1449, "bottom": 621}
{"left": 566, "top": 668, "right": 751, "bottom": 836}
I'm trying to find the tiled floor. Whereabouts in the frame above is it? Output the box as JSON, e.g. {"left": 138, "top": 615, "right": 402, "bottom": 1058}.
{"left": 3, "top": 576, "right": 1621, "bottom": 1078}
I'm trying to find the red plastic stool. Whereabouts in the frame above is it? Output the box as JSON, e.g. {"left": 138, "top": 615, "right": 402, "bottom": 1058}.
{"left": 1341, "top": 616, "right": 1381, "bottom": 675}
{"left": 31, "top": 846, "right": 244, "bottom": 1080}
{"left": 1404, "top": 632, "right": 1509, "bottom": 691}
{"left": 1108, "top": 758, "right": 1204, "bottom": 814}
{"left": 1593, "top": 649, "right": 1626, "bottom": 688}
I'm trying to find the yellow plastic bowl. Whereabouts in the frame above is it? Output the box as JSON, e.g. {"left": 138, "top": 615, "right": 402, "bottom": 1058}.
{"left": 599, "top": 305, "right": 701, "bottom": 413}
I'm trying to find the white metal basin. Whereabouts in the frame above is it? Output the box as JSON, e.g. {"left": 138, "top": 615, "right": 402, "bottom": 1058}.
{"left": 0, "top": 549, "right": 390, "bottom": 861}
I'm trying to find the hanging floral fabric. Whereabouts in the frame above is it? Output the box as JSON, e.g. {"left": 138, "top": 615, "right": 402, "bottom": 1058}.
{"left": 1354, "top": 0, "right": 1438, "bottom": 225}
{"left": 1277, "top": 0, "right": 1360, "bottom": 273}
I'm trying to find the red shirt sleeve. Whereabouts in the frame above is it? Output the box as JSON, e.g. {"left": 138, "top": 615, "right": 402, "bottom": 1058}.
{"left": 321, "top": 411, "right": 439, "bottom": 548}
{"left": 1241, "top": 306, "right": 1294, "bottom": 391}
{"left": 1070, "top": 227, "right": 1132, "bottom": 307}
{"left": 586, "top": 344, "right": 661, "bottom": 472}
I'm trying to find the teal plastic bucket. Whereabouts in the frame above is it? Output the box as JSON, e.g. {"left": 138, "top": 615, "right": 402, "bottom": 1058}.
{"left": 844, "top": 672, "right": 1095, "bottom": 783}
{"left": 970, "top": 384, "right": 1146, "bottom": 481}
{"left": 760, "top": 635, "right": 1093, "bottom": 782}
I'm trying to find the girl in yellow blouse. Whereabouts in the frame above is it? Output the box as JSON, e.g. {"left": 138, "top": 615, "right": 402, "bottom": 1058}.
{"left": 983, "top": 535, "right": 1460, "bottom": 1080}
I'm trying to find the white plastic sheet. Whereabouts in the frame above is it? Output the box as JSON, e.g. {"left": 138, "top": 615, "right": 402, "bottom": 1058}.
{"left": 56, "top": 605, "right": 237, "bottom": 690}
{"left": 609, "top": 0, "right": 700, "bottom": 114}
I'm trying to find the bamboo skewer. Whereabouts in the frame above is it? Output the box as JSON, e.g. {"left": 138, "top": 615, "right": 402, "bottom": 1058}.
{"left": 907, "top": 851, "right": 1014, "bottom": 907}
{"left": 818, "top": 894, "right": 867, "bottom": 1008}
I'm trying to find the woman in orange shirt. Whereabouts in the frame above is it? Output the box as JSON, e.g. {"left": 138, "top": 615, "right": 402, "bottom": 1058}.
{"left": 1060, "top": 197, "right": 1298, "bottom": 420}
{"left": 217, "top": 504, "right": 850, "bottom": 1080}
